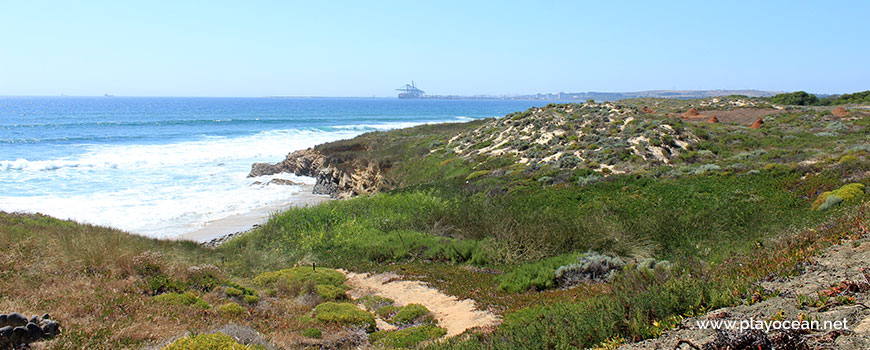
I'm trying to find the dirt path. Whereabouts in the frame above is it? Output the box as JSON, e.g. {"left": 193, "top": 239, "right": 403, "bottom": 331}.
{"left": 341, "top": 271, "right": 500, "bottom": 337}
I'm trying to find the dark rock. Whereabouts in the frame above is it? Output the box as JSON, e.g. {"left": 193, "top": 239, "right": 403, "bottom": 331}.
{"left": 42, "top": 321, "right": 60, "bottom": 338}
{"left": 5, "top": 313, "right": 26, "bottom": 327}
{"left": 40, "top": 314, "right": 49, "bottom": 321}
{"left": 0, "top": 314, "right": 6, "bottom": 327}
{"left": 28, "top": 316, "right": 38, "bottom": 325}
{"left": 25, "top": 323, "right": 41, "bottom": 342}
{"left": 266, "top": 178, "right": 302, "bottom": 186}
{"left": 11, "top": 326, "right": 28, "bottom": 343}
{"left": 248, "top": 162, "right": 283, "bottom": 177}
{"left": 0, "top": 326, "right": 11, "bottom": 343}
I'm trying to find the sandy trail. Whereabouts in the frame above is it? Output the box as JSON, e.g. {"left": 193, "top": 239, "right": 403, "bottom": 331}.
{"left": 342, "top": 271, "right": 500, "bottom": 337}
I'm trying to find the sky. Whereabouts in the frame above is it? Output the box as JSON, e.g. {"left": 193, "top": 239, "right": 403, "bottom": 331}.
{"left": 0, "top": 0, "right": 868, "bottom": 97}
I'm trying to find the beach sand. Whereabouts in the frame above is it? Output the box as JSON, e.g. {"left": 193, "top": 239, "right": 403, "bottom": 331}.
{"left": 176, "top": 185, "right": 331, "bottom": 243}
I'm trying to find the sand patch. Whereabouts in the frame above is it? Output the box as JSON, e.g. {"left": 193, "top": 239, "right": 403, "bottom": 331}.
{"left": 342, "top": 271, "right": 500, "bottom": 337}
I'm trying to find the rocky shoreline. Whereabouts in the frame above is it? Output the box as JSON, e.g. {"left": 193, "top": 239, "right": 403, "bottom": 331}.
{"left": 249, "top": 148, "right": 389, "bottom": 199}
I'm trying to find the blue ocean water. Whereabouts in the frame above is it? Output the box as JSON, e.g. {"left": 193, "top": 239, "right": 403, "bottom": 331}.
{"left": 0, "top": 97, "right": 545, "bottom": 237}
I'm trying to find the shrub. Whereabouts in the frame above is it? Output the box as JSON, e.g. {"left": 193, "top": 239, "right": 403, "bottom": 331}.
{"left": 554, "top": 252, "right": 626, "bottom": 286}
{"left": 813, "top": 183, "right": 866, "bottom": 211}
{"left": 225, "top": 287, "right": 244, "bottom": 298}
{"left": 839, "top": 155, "right": 860, "bottom": 164}
{"left": 153, "top": 292, "right": 210, "bottom": 309}
{"left": 313, "top": 302, "right": 376, "bottom": 332}
{"left": 357, "top": 295, "right": 395, "bottom": 311}
{"left": 376, "top": 305, "right": 400, "bottom": 321}
{"left": 301, "top": 328, "right": 322, "bottom": 339}
{"left": 370, "top": 325, "right": 447, "bottom": 348}
{"left": 392, "top": 304, "right": 435, "bottom": 326}
{"left": 162, "top": 333, "right": 263, "bottom": 350}
{"left": 243, "top": 295, "right": 259, "bottom": 304}
{"left": 315, "top": 284, "right": 347, "bottom": 301}
{"left": 218, "top": 302, "right": 247, "bottom": 318}
{"left": 497, "top": 254, "right": 579, "bottom": 292}
{"left": 253, "top": 267, "right": 345, "bottom": 288}
{"left": 769, "top": 91, "right": 819, "bottom": 106}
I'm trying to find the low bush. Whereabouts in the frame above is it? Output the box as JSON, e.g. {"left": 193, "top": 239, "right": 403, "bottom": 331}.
{"left": 369, "top": 325, "right": 447, "bottom": 348}
{"left": 392, "top": 304, "right": 435, "bottom": 326}
{"left": 225, "top": 287, "right": 244, "bottom": 298}
{"left": 162, "top": 333, "right": 265, "bottom": 350}
{"left": 376, "top": 305, "right": 400, "bottom": 321}
{"left": 218, "top": 302, "right": 247, "bottom": 318}
{"left": 313, "top": 302, "right": 376, "bottom": 332}
{"left": 243, "top": 295, "right": 259, "bottom": 304}
{"left": 301, "top": 328, "right": 322, "bottom": 339}
{"left": 813, "top": 183, "right": 866, "bottom": 211}
{"left": 357, "top": 295, "right": 395, "bottom": 311}
{"left": 315, "top": 284, "right": 347, "bottom": 301}
{"left": 554, "top": 252, "right": 625, "bottom": 286}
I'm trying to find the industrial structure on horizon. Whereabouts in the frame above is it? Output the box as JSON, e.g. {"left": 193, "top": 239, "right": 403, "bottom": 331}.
{"left": 396, "top": 81, "right": 425, "bottom": 99}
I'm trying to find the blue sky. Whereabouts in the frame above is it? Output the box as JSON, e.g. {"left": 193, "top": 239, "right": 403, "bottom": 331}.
{"left": 1, "top": 0, "right": 867, "bottom": 97}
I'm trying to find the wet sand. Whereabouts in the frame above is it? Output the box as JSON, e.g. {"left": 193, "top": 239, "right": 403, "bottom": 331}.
{"left": 176, "top": 186, "right": 330, "bottom": 243}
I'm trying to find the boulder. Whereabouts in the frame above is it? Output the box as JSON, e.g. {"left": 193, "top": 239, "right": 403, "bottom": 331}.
{"left": 3, "top": 313, "right": 27, "bottom": 327}
{"left": 248, "top": 162, "right": 283, "bottom": 177}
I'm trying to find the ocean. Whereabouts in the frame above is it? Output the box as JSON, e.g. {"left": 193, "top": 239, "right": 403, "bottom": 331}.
{"left": 0, "top": 97, "right": 546, "bottom": 238}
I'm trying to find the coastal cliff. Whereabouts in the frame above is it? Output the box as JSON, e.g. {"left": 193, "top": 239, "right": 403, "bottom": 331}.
{"left": 249, "top": 147, "right": 391, "bottom": 199}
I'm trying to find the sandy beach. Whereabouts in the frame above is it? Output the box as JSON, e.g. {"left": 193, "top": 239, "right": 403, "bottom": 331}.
{"left": 176, "top": 185, "right": 331, "bottom": 243}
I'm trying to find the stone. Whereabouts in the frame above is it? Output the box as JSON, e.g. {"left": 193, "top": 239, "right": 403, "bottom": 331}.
{"left": 41, "top": 314, "right": 50, "bottom": 321}
{"left": 5, "top": 313, "right": 27, "bottom": 327}
{"left": 248, "top": 162, "right": 283, "bottom": 177}
{"left": 11, "top": 326, "right": 28, "bottom": 344}
{"left": 0, "top": 314, "right": 6, "bottom": 327}
{"left": 0, "top": 326, "right": 11, "bottom": 337}
{"left": 29, "top": 315, "right": 39, "bottom": 324}
{"left": 25, "top": 322, "right": 42, "bottom": 341}
{"left": 42, "top": 321, "right": 60, "bottom": 338}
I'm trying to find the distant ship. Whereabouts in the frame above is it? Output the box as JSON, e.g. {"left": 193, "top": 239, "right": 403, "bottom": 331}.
{"left": 396, "top": 81, "right": 425, "bottom": 99}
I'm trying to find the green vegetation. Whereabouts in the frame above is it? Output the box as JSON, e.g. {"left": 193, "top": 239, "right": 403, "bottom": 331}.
{"left": 4, "top": 98, "right": 870, "bottom": 349}
{"left": 218, "top": 302, "right": 247, "bottom": 318}
{"left": 301, "top": 328, "right": 322, "bottom": 339}
{"left": 162, "top": 333, "right": 265, "bottom": 350}
{"left": 370, "top": 325, "right": 448, "bottom": 348}
{"left": 392, "top": 304, "right": 435, "bottom": 326}
{"left": 813, "top": 183, "right": 866, "bottom": 211}
{"left": 768, "top": 90, "right": 870, "bottom": 106}
{"left": 313, "top": 302, "right": 376, "bottom": 332}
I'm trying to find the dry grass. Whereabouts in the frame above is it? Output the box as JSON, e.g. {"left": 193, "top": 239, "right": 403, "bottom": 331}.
{"left": 0, "top": 212, "right": 342, "bottom": 350}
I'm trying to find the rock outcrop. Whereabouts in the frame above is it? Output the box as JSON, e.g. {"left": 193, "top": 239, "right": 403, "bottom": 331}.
{"left": 249, "top": 148, "right": 390, "bottom": 199}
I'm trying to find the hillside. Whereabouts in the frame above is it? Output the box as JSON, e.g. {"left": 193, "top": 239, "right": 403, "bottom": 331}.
{"left": 3, "top": 97, "right": 870, "bottom": 349}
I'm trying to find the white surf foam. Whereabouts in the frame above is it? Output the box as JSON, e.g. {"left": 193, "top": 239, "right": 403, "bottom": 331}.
{"left": 0, "top": 119, "right": 461, "bottom": 238}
